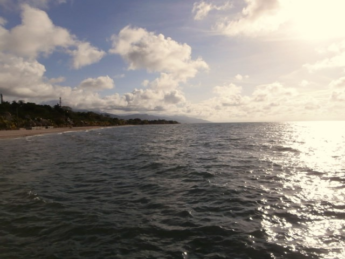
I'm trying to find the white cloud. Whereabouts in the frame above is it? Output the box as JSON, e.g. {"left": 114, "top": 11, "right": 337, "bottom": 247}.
{"left": 329, "top": 77, "right": 345, "bottom": 103}
{"left": 251, "top": 82, "right": 296, "bottom": 102}
{"left": 213, "top": 83, "right": 245, "bottom": 107}
{"left": 192, "top": 1, "right": 231, "bottom": 20}
{"left": 215, "top": 0, "right": 288, "bottom": 37}
{"left": 235, "top": 74, "right": 243, "bottom": 81}
{"left": 0, "top": 49, "right": 342, "bottom": 120}
{"left": 184, "top": 82, "right": 328, "bottom": 122}
{"left": 142, "top": 80, "right": 149, "bottom": 87}
{"left": 3, "top": 5, "right": 74, "bottom": 58}
{"left": 148, "top": 73, "right": 180, "bottom": 90}
{"left": 0, "top": 5, "right": 104, "bottom": 68}
{"left": 0, "top": 0, "right": 68, "bottom": 9}
{"left": 235, "top": 74, "right": 249, "bottom": 81}
{"left": 49, "top": 77, "right": 65, "bottom": 84}
{"left": 70, "top": 42, "right": 106, "bottom": 69}
{"left": 0, "top": 17, "right": 6, "bottom": 26}
{"left": 0, "top": 52, "right": 55, "bottom": 98}
{"left": 164, "top": 90, "right": 186, "bottom": 104}
{"left": 121, "top": 87, "right": 186, "bottom": 112}
{"left": 78, "top": 76, "right": 114, "bottom": 91}
{"left": 331, "top": 90, "right": 345, "bottom": 102}
{"left": 110, "top": 26, "right": 208, "bottom": 81}
{"left": 300, "top": 80, "right": 309, "bottom": 87}
{"left": 329, "top": 77, "right": 345, "bottom": 89}
{"left": 305, "top": 52, "right": 345, "bottom": 72}
{"left": 211, "top": 0, "right": 345, "bottom": 39}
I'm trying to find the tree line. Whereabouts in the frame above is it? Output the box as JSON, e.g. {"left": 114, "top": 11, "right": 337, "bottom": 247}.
{"left": 0, "top": 101, "right": 178, "bottom": 130}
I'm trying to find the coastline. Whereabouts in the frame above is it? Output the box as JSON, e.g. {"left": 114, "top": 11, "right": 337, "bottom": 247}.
{"left": 0, "top": 126, "right": 112, "bottom": 140}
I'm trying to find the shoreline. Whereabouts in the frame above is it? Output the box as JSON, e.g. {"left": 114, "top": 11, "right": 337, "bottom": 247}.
{"left": 0, "top": 126, "right": 115, "bottom": 140}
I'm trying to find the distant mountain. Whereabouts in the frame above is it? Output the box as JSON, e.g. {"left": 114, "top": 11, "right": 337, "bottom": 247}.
{"left": 164, "top": 115, "right": 210, "bottom": 124}
{"left": 109, "top": 113, "right": 210, "bottom": 124}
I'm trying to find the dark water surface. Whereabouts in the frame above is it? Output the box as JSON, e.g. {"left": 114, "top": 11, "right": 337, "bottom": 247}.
{"left": 1, "top": 122, "right": 344, "bottom": 259}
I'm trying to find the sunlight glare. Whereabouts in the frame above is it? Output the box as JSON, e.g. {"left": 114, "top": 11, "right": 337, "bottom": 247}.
{"left": 287, "top": 0, "right": 345, "bottom": 40}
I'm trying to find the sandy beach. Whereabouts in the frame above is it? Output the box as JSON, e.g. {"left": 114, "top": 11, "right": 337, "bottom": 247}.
{"left": 0, "top": 126, "right": 108, "bottom": 140}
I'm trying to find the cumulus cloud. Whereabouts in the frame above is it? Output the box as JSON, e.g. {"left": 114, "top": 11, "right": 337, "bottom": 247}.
{"left": 70, "top": 42, "right": 106, "bottom": 69}
{"left": 329, "top": 77, "right": 345, "bottom": 89}
{"left": 192, "top": 1, "right": 231, "bottom": 20}
{"left": 300, "top": 80, "right": 309, "bottom": 87}
{"left": 305, "top": 52, "right": 345, "bottom": 72}
{"left": 0, "top": 50, "right": 186, "bottom": 114}
{"left": 0, "top": 5, "right": 105, "bottom": 68}
{"left": 235, "top": 74, "right": 249, "bottom": 81}
{"left": 213, "top": 83, "right": 245, "bottom": 107}
{"left": 183, "top": 81, "right": 327, "bottom": 122}
{"left": 0, "top": 17, "right": 6, "bottom": 26}
{"left": 214, "top": 0, "right": 288, "bottom": 37}
{"left": 328, "top": 77, "right": 345, "bottom": 103}
{"left": 118, "top": 72, "right": 187, "bottom": 111}
{"left": 109, "top": 26, "right": 208, "bottom": 81}
{"left": 0, "top": 52, "right": 55, "bottom": 98}
{"left": 3, "top": 5, "right": 74, "bottom": 58}
{"left": 251, "top": 82, "right": 296, "bottom": 103}
{"left": 107, "top": 26, "right": 209, "bottom": 112}
{"left": 164, "top": 90, "right": 186, "bottom": 104}
{"left": 49, "top": 77, "right": 65, "bottom": 84}
{"left": 120, "top": 87, "right": 185, "bottom": 112}
{"left": 78, "top": 76, "right": 114, "bottom": 91}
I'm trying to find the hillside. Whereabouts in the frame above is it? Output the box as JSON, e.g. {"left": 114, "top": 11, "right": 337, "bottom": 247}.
{"left": 0, "top": 101, "right": 178, "bottom": 130}
{"left": 110, "top": 113, "right": 210, "bottom": 124}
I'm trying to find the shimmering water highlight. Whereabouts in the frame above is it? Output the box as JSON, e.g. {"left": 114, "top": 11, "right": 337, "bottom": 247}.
{"left": 0, "top": 122, "right": 344, "bottom": 258}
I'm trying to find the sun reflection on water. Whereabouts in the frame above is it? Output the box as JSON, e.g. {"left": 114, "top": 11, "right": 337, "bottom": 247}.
{"left": 259, "top": 121, "right": 345, "bottom": 258}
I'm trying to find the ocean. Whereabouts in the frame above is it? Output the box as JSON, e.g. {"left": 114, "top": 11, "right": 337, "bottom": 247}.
{"left": 0, "top": 122, "right": 344, "bottom": 259}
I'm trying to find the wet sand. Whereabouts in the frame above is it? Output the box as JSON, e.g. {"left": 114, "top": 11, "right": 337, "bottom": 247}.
{"left": 0, "top": 126, "right": 109, "bottom": 140}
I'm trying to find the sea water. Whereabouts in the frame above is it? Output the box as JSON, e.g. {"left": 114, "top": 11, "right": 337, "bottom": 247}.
{"left": 0, "top": 122, "right": 344, "bottom": 259}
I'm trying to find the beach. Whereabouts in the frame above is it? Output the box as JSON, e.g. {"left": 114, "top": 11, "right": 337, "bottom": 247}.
{"left": 0, "top": 126, "right": 106, "bottom": 140}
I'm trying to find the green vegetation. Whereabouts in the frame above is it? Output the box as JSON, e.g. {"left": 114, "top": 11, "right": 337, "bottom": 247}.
{"left": 0, "top": 101, "right": 178, "bottom": 130}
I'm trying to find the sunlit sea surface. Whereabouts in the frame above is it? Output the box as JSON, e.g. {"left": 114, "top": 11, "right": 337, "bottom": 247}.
{"left": 1, "top": 122, "right": 345, "bottom": 259}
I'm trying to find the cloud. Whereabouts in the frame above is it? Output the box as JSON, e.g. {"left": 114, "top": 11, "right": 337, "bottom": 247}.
{"left": 147, "top": 73, "right": 180, "bottom": 90}
{"left": 329, "top": 77, "right": 345, "bottom": 103}
{"left": 0, "top": 0, "right": 68, "bottom": 9}
{"left": 121, "top": 87, "right": 186, "bottom": 112}
{"left": 164, "top": 90, "right": 186, "bottom": 104}
{"left": 0, "top": 5, "right": 105, "bottom": 68}
{"left": 300, "top": 80, "right": 309, "bottom": 87}
{"left": 329, "top": 77, "right": 345, "bottom": 89}
{"left": 192, "top": 1, "right": 231, "bottom": 20}
{"left": 0, "top": 17, "right": 6, "bottom": 26}
{"left": 303, "top": 40, "right": 345, "bottom": 72}
{"left": 213, "top": 83, "right": 245, "bottom": 107}
{"left": 0, "top": 49, "right": 340, "bottom": 121}
{"left": 70, "top": 42, "right": 106, "bottom": 69}
{"left": 304, "top": 52, "right": 345, "bottom": 72}
{"left": 184, "top": 82, "right": 326, "bottom": 122}
{"left": 109, "top": 26, "right": 208, "bottom": 81}
{"left": 0, "top": 50, "right": 186, "bottom": 114}
{"left": 214, "top": 0, "right": 288, "bottom": 37}
{"left": 235, "top": 74, "right": 243, "bottom": 80}
{"left": 235, "top": 74, "right": 249, "bottom": 81}
{"left": 49, "top": 77, "right": 65, "bottom": 84}
{"left": 0, "top": 52, "right": 55, "bottom": 98}
{"left": 78, "top": 76, "right": 114, "bottom": 91}
{"left": 3, "top": 5, "right": 74, "bottom": 58}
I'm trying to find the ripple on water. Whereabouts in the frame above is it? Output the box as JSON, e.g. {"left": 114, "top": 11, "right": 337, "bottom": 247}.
{"left": 0, "top": 122, "right": 344, "bottom": 258}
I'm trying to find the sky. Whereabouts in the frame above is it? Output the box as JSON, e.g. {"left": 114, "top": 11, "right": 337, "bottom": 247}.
{"left": 0, "top": 0, "right": 345, "bottom": 122}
